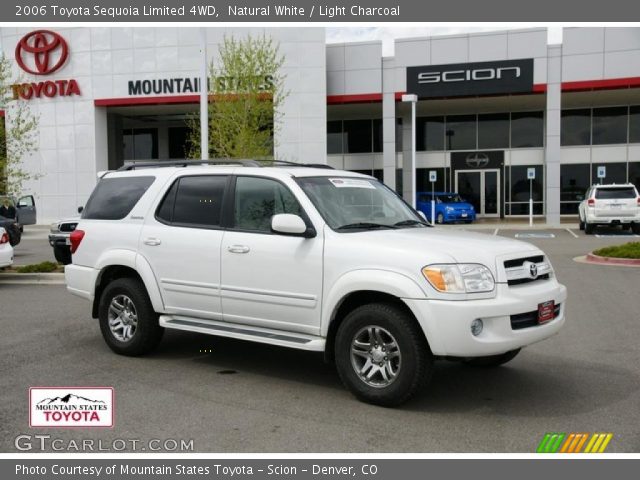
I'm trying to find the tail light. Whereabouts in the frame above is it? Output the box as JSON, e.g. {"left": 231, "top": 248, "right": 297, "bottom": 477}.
{"left": 0, "top": 232, "right": 8, "bottom": 244}
{"left": 637, "top": 197, "right": 640, "bottom": 206}
{"left": 587, "top": 198, "right": 595, "bottom": 207}
{"left": 69, "top": 229, "right": 85, "bottom": 254}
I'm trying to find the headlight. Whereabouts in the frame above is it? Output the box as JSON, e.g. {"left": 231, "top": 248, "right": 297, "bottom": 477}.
{"left": 422, "top": 264, "right": 495, "bottom": 293}
{"left": 50, "top": 222, "right": 59, "bottom": 233}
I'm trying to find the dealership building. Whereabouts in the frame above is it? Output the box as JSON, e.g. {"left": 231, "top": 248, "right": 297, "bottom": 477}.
{"left": 2, "top": 26, "right": 640, "bottom": 223}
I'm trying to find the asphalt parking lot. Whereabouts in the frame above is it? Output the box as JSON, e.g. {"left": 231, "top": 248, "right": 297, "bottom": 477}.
{"left": 1, "top": 225, "right": 639, "bottom": 452}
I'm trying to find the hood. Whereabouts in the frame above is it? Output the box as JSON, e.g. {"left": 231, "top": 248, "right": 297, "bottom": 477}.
{"left": 326, "top": 226, "right": 542, "bottom": 277}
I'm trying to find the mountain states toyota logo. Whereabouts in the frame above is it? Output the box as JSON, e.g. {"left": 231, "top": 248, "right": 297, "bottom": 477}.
{"left": 15, "top": 30, "right": 69, "bottom": 75}
{"left": 29, "top": 387, "right": 114, "bottom": 428}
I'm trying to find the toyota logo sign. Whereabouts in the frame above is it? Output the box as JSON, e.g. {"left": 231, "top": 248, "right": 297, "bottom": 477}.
{"left": 15, "top": 30, "right": 69, "bottom": 75}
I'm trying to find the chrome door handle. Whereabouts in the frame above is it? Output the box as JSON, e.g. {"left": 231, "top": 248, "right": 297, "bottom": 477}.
{"left": 143, "top": 237, "right": 161, "bottom": 246}
{"left": 227, "top": 245, "right": 250, "bottom": 254}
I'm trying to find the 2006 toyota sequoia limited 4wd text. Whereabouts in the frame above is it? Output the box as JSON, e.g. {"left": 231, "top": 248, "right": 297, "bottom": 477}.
{"left": 66, "top": 160, "right": 567, "bottom": 406}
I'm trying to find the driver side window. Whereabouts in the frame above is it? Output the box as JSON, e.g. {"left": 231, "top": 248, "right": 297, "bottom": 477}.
{"left": 233, "top": 177, "right": 303, "bottom": 233}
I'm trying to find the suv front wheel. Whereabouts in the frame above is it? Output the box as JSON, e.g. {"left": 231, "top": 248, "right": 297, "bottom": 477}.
{"left": 98, "top": 277, "right": 164, "bottom": 356}
{"left": 335, "top": 303, "right": 432, "bottom": 407}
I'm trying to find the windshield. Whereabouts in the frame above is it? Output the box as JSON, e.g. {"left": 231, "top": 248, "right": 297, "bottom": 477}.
{"left": 438, "top": 194, "right": 464, "bottom": 203}
{"left": 296, "top": 176, "right": 425, "bottom": 231}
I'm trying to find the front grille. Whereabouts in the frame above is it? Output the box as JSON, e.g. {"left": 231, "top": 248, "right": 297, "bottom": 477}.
{"left": 59, "top": 223, "right": 77, "bottom": 232}
{"left": 504, "top": 255, "right": 544, "bottom": 269}
{"left": 511, "top": 303, "right": 561, "bottom": 330}
{"left": 507, "top": 273, "right": 550, "bottom": 286}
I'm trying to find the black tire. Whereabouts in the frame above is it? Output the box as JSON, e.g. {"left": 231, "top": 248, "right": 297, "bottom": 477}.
{"left": 621, "top": 224, "right": 631, "bottom": 231}
{"left": 98, "top": 277, "right": 163, "bottom": 356}
{"left": 334, "top": 303, "right": 432, "bottom": 407}
{"left": 465, "top": 348, "right": 521, "bottom": 367}
{"left": 632, "top": 223, "right": 640, "bottom": 235}
{"left": 585, "top": 222, "right": 595, "bottom": 235}
{"left": 579, "top": 217, "right": 585, "bottom": 231}
{"left": 436, "top": 213, "right": 444, "bottom": 224}
{"left": 53, "top": 245, "right": 72, "bottom": 265}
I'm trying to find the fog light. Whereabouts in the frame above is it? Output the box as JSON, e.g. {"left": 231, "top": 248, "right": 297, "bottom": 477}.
{"left": 471, "top": 318, "right": 483, "bottom": 336}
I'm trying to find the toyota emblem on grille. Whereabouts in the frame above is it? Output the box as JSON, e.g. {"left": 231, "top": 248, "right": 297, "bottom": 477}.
{"left": 465, "top": 152, "right": 490, "bottom": 168}
{"left": 523, "top": 261, "right": 538, "bottom": 279}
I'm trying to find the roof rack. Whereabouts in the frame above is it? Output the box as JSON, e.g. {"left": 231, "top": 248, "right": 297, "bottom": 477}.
{"left": 117, "top": 159, "right": 261, "bottom": 171}
{"left": 117, "top": 159, "right": 334, "bottom": 171}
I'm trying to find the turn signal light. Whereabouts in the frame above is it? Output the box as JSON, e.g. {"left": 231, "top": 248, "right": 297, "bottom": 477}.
{"left": 69, "top": 229, "right": 85, "bottom": 254}
{"left": 0, "top": 232, "right": 8, "bottom": 244}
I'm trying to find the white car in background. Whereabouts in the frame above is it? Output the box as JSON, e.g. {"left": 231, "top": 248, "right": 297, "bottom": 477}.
{"left": 0, "top": 227, "right": 14, "bottom": 268}
{"left": 578, "top": 183, "right": 640, "bottom": 234}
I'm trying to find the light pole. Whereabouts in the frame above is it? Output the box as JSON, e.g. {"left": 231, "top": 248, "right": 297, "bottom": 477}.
{"left": 199, "top": 28, "right": 209, "bottom": 161}
{"left": 402, "top": 94, "right": 418, "bottom": 208}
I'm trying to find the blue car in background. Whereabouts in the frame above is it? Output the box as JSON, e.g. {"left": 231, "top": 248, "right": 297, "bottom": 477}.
{"left": 416, "top": 192, "right": 476, "bottom": 224}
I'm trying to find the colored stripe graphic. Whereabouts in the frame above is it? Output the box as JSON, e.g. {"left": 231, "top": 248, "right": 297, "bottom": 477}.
{"left": 538, "top": 433, "right": 613, "bottom": 453}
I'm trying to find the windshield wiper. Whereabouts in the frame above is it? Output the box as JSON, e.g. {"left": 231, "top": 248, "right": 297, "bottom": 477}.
{"left": 336, "top": 222, "right": 397, "bottom": 231}
{"left": 393, "top": 219, "right": 430, "bottom": 228}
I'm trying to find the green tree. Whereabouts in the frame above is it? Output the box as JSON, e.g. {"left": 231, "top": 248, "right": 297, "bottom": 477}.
{"left": 188, "top": 34, "right": 288, "bottom": 160}
{"left": 0, "top": 54, "right": 39, "bottom": 196}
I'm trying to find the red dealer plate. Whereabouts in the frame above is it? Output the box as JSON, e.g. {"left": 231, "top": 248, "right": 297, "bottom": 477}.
{"left": 538, "top": 300, "right": 555, "bottom": 324}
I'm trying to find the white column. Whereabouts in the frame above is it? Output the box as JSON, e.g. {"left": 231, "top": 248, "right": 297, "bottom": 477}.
{"left": 545, "top": 44, "right": 562, "bottom": 226}
{"left": 382, "top": 57, "right": 396, "bottom": 190}
{"left": 199, "top": 28, "right": 209, "bottom": 160}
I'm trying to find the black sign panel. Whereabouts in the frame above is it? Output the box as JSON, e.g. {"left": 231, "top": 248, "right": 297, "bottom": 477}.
{"left": 407, "top": 59, "right": 534, "bottom": 99}
{"left": 451, "top": 150, "right": 505, "bottom": 170}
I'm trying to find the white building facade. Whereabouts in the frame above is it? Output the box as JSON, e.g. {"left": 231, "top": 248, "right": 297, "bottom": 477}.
{"left": 2, "top": 27, "right": 640, "bottom": 223}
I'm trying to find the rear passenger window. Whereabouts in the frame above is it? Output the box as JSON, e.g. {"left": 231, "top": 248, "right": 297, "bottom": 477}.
{"left": 83, "top": 176, "right": 155, "bottom": 220}
{"left": 156, "top": 175, "right": 227, "bottom": 227}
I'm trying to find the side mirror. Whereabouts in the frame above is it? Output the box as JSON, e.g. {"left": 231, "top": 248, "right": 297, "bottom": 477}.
{"left": 77, "top": 206, "right": 84, "bottom": 214}
{"left": 271, "top": 214, "right": 314, "bottom": 237}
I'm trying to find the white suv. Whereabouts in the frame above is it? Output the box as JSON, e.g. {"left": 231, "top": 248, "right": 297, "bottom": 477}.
{"left": 66, "top": 161, "right": 567, "bottom": 406}
{"left": 578, "top": 183, "right": 640, "bottom": 234}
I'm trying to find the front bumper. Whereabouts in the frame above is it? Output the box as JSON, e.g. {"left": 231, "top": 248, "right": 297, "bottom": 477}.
{"left": 0, "top": 247, "right": 13, "bottom": 267}
{"left": 443, "top": 211, "right": 475, "bottom": 222}
{"left": 404, "top": 280, "right": 567, "bottom": 357}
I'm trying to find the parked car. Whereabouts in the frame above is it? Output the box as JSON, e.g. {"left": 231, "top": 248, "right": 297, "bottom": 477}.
{"left": 66, "top": 160, "right": 566, "bottom": 407}
{"left": 0, "top": 216, "right": 21, "bottom": 247}
{"left": 417, "top": 192, "right": 476, "bottom": 224}
{"left": 0, "top": 227, "right": 14, "bottom": 268}
{"left": 49, "top": 216, "right": 80, "bottom": 265}
{"left": 578, "top": 183, "right": 640, "bottom": 234}
{"left": 0, "top": 195, "right": 37, "bottom": 231}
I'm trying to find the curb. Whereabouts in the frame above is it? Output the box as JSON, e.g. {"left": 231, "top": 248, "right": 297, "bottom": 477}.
{"left": 585, "top": 253, "right": 640, "bottom": 266}
{"left": 0, "top": 272, "right": 65, "bottom": 282}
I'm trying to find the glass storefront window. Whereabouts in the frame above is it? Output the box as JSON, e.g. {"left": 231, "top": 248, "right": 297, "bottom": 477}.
{"left": 123, "top": 128, "right": 158, "bottom": 160}
{"left": 510, "top": 165, "right": 543, "bottom": 203}
{"left": 560, "top": 164, "right": 590, "bottom": 202}
{"left": 373, "top": 119, "right": 383, "bottom": 153}
{"left": 629, "top": 162, "right": 640, "bottom": 191}
{"left": 592, "top": 107, "right": 628, "bottom": 145}
{"left": 416, "top": 168, "right": 445, "bottom": 192}
{"left": 511, "top": 111, "right": 544, "bottom": 148}
{"left": 344, "top": 120, "right": 373, "bottom": 154}
{"left": 590, "top": 163, "right": 627, "bottom": 184}
{"left": 561, "top": 109, "right": 591, "bottom": 146}
{"left": 327, "top": 120, "right": 343, "bottom": 154}
{"left": 630, "top": 106, "right": 640, "bottom": 144}
{"left": 417, "top": 116, "right": 444, "bottom": 151}
{"left": 445, "top": 115, "right": 476, "bottom": 150}
{"left": 478, "top": 113, "right": 509, "bottom": 149}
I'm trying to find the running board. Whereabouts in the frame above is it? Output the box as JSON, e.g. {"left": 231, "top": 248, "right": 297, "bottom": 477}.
{"left": 159, "top": 315, "right": 325, "bottom": 351}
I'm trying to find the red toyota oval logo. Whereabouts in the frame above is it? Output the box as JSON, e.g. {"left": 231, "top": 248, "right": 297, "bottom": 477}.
{"left": 15, "top": 30, "right": 69, "bottom": 76}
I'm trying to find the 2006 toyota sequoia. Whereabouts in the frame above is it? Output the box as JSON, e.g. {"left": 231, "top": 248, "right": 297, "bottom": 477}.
{"left": 66, "top": 160, "right": 567, "bottom": 406}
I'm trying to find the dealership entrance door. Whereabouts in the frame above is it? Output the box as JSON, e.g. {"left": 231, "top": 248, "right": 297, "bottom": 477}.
{"left": 455, "top": 169, "right": 500, "bottom": 217}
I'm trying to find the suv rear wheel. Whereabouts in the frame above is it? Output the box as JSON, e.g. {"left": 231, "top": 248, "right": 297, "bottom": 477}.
{"left": 335, "top": 303, "right": 432, "bottom": 407}
{"left": 98, "top": 277, "right": 164, "bottom": 356}
{"left": 585, "top": 222, "right": 595, "bottom": 235}
{"left": 632, "top": 223, "right": 640, "bottom": 235}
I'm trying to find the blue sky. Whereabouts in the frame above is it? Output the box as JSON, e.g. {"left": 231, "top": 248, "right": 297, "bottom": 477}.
{"left": 326, "top": 27, "right": 563, "bottom": 55}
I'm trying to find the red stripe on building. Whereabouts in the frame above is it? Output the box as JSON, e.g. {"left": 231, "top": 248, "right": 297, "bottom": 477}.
{"left": 326, "top": 93, "right": 383, "bottom": 104}
{"left": 94, "top": 95, "right": 200, "bottom": 107}
{"left": 561, "top": 76, "right": 640, "bottom": 92}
